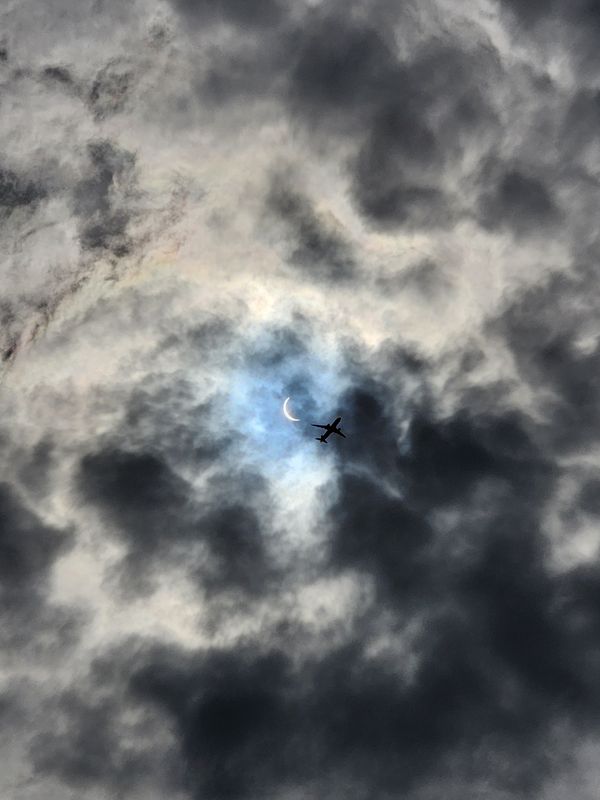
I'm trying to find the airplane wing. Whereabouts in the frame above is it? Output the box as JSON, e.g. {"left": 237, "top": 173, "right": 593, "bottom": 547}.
{"left": 311, "top": 424, "right": 329, "bottom": 429}
{"left": 333, "top": 430, "right": 346, "bottom": 438}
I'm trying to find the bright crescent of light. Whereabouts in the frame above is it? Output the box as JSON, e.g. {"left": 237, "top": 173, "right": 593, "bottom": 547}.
{"left": 283, "top": 396, "right": 300, "bottom": 422}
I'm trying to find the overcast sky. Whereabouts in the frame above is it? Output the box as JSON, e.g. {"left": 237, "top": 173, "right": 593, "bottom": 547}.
{"left": 2, "top": 1, "right": 600, "bottom": 798}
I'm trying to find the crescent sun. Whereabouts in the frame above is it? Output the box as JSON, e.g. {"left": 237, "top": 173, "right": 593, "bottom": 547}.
{"left": 283, "top": 396, "right": 300, "bottom": 422}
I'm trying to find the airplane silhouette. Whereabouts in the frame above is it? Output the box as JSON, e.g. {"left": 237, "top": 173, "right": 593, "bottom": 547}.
{"left": 312, "top": 416, "right": 346, "bottom": 443}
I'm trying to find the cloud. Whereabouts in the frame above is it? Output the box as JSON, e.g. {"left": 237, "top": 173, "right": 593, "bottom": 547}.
{"left": 496, "top": 272, "right": 600, "bottom": 451}
{"left": 74, "top": 139, "right": 137, "bottom": 256}
{"left": 499, "top": 0, "right": 553, "bottom": 25}
{"left": 286, "top": 16, "right": 402, "bottom": 132}
{"left": 87, "top": 59, "right": 132, "bottom": 120}
{"left": 4, "top": 0, "right": 600, "bottom": 798}
{"left": 478, "top": 163, "right": 561, "bottom": 235}
{"left": 0, "top": 166, "right": 45, "bottom": 212}
{"left": 17, "top": 438, "right": 55, "bottom": 496}
{"left": 375, "top": 258, "right": 451, "bottom": 297}
{"left": 0, "top": 482, "right": 70, "bottom": 603}
{"left": 577, "top": 478, "right": 600, "bottom": 515}
{"left": 41, "top": 64, "right": 74, "bottom": 86}
{"left": 169, "top": 0, "right": 283, "bottom": 28}
{"left": 77, "top": 441, "right": 278, "bottom": 598}
{"left": 498, "top": 0, "right": 600, "bottom": 75}
{"left": 74, "top": 343, "right": 282, "bottom": 599}
{"left": 265, "top": 171, "right": 357, "bottom": 281}
{"left": 0, "top": 480, "right": 80, "bottom": 654}
{"left": 500, "top": 0, "right": 600, "bottom": 32}
{"left": 21, "top": 330, "right": 600, "bottom": 799}
{"left": 27, "top": 511, "right": 600, "bottom": 800}
{"left": 29, "top": 675, "right": 183, "bottom": 797}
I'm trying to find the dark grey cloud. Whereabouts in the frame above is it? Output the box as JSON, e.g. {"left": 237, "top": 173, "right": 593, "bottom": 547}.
{"left": 330, "top": 470, "right": 435, "bottom": 606}
{"left": 29, "top": 678, "right": 183, "bottom": 796}
{"left": 497, "top": 273, "right": 600, "bottom": 451}
{"left": 41, "top": 64, "right": 73, "bottom": 86}
{"left": 169, "top": 0, "right": 283, "bottom": 28}
{"left": 285, "top": 20, "right": 499, "bottom": 227}
{"left": 39, "top": 57, "right": 132, "bottom": 119}
{"left": 126, "top": 641, "right": 444, "bottom": 800}
{"left": 266, "top": 172, "right": 356, "bottom": 281}
{"left": 327, "top": 365, "right": 555, "bottom": 612}
{"left": 78, "top": 448, "right": 194, "bottom": 549}
{"left": 0, "top": 166, "right": 45, "bottom": 213}
{"left": 498, "top": 0, "right": 600, "bottom": 74}
{"left": 331, "top": 376, "right": 409, "bottom": 478}
{"left": 244, "top": 322, "right": 307, "bottom": 368}
{"left": 500, "top": 0, "right": 600, "bottom": 31}
{"left": 180, "top": 7, "right": 500, "bottom": 230}
{"left": 561, "top": 88, "right": 600, "bottom": 154}
{"left": 88, "top": 59, "right": 132, "bottom": 120}
{"left": 285, "top": 19, "right": 449, "bottom": 227}
{"left": 286, "top": 17, "right": 401, "bottom": 132}
{"left": 17, "top": 438, "right": 55, "bottom": 497}
{"left": 398, "top": 409, "right": 552, "bottom": 508}
{"left": 349, "top": 107, "right": 442, "bottom": 229}
{"left": 124, "top": 387, "right": 229, "bottom": 469}
{"left": 500, "top": 0, "right": 552, "bottom": 25}
{"left": 577, "top": 477, "right": 600, "bottom": 515}
{"left": 74, "top": 139, "right": 136, "bottom": 257}
{"left": 353, "top": 153, "right": 451, "bottom": 229}
{"left": 77, "top": 432, "right": 277, "bottom": 598}
{"left": 0, "top": 304, "right": 19, "bottom": 363}
{"left": 0, "top": 482, "right": 70, "bottom": 608}
{"left": 0, "top": 480, "right": 80, "bottom": 653}
{"left": 348, "top": 45, "right": 500, "bottom": 228}
{"left": 77, "top": 446, "right": 264, "bottom": 593}
{"left": 376, "top": 258, "right": 450, "bottom": 297}
{"left": 478, "top": 163, "right": 560, "bottom": 235}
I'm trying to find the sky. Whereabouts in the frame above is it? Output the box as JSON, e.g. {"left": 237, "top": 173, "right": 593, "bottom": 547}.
{"left": 2, "top": 0, "right": 600, "bottom": 798}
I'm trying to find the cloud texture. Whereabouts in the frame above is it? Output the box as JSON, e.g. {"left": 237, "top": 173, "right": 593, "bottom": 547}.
{"left": 2, "top": 1, "right": 600, "bottom": 798}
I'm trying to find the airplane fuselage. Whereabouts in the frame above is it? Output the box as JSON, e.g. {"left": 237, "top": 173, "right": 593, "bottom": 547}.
{"left": 312, "top": 416, "right": 345, "bottom": 443}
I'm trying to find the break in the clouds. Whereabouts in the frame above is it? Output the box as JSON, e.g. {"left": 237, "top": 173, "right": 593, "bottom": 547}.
{"left": 2, "top": 1, "right": 600, "bottom": 799}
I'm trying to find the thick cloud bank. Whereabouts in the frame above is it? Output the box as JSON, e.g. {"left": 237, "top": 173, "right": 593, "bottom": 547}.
{"left": 2, "top": 1, "right": 600, "bottom": 799}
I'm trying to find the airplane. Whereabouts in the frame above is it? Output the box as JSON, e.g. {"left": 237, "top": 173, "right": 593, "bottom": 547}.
{"left": 311, "top": 416, "right": 346, "bottom": 443}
